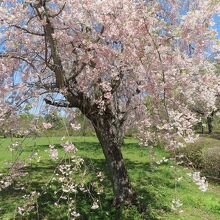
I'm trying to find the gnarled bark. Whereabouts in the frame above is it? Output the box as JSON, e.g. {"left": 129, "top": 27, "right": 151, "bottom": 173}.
{"left": 92, "top": 116, "right": 137, "bottom": 207}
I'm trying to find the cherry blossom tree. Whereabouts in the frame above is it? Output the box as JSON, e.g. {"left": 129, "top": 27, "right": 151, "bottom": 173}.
{"left": 1, "top": 0, "right": 220, "bottom": 206}
{"left": 192, "top": 94, "right": 220, "bottom": 133}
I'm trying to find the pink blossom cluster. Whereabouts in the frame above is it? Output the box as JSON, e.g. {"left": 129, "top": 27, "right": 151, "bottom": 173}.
{"left": 0, "top": 0, "right": 220, "bottom": 149}
{"left": 70, "top": 123, "right": 81, "bottom": 130}
{"left": 49, "top": 145, "right": 59, "bottom": 160}
{"left": 0, "top": 161, "right": 27, "bottom": 192}
{"left": 192, "top": 172, "right": 208, "bottom": 192}
{"left": 42, "top": 122, "right": 53, "bottom": 129}
{"left": 61, "top": 141, "right": 78, "bottom": 153}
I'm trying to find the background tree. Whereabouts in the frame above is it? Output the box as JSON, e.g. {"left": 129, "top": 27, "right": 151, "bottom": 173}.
{"left": 1, "top": 0, "right": 220, "bottom": 206}
{"left": 44, "top": 112, "right": 63, "bottom": 129}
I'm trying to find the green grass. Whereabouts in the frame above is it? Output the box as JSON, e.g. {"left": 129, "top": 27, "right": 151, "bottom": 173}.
{"left": 190, "top": 135, "right": 220, "bottom": 149}
{"left": 0, "top": 136, "right": 220, "bottom": 219}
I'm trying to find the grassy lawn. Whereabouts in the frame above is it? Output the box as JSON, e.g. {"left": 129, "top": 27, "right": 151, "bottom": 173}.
{"left": 0, "top": 136, "right": 220, "bottom": 219}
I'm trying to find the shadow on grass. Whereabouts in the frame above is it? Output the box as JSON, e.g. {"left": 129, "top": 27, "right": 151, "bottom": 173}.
{"left": 22, "top": 139, "right": 141, "bottom": 152}
{"left": 207, "top": 133, "right": 220, "bottom": 141}
{"left": 0, "top": 140, "right": 174, "bottom": 219}
{"left": 0, "top": 155, "right": 175, "bottom": 220}
{"left": 22, "top": 141, "right": 102, "bottom": 153}
{"left": 199, "top": 132, "right": 220, "bottom": 141}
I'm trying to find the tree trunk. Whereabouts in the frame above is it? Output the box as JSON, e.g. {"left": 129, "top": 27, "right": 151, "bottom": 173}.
{"left": 207, "top": 116, "right": 213, "bottom": 134}
{"left": 92, "top": 117, "right": 137, "bottom": 207}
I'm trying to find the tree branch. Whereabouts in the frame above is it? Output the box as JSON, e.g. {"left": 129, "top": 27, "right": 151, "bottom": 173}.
{"left": 48, "top": 3, "right": 66, "bottom": 18}
{"left": 33, "top": 4, "right": 65, "bottom": 89}
{"left": 0, "top": 53, "right": 38, "bottom": 71}
{"left": 44, "top": 98, "right": 74, "bottom": 108}
{"left": 11, "top": 25, "right": 44, "bottom": 36}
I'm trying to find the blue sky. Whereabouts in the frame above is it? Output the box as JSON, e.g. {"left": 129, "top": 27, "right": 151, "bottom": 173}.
{"left": 213, "top": 15, "right": 220, "bottom": 37}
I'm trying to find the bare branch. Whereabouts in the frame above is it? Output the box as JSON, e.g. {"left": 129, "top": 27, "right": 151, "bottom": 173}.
{"left": 0, "top": 53, "right": 38, "bottom": 71}
{"left": 42, "top": 8, "right": 65, "bottom": 88}
{"left": 44, "top": 98, "right": 74, "bottom": 108}
{"left": 11, "top": 25, "right": 44, "bottom": 36}
{"left": 49, "top": 3, "right": 66, "bottom": 18}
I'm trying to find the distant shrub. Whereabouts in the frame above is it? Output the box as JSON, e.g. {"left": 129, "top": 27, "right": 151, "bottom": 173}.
{"left": 125, "top": 128, "right": 137, "bottom": 137}
{"left": 202, "top": 147, "right": 220, "bottom": 178}
{"left": 177, "top": 143, "right": 220, "bottom": 179}
{"left": 177, "top": 143, "right": 205, "bottom": 169}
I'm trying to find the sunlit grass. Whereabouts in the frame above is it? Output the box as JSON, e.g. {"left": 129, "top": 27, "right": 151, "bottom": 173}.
{"left": 0, "top": 136, "right": 219, "bottom": 219}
